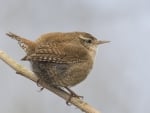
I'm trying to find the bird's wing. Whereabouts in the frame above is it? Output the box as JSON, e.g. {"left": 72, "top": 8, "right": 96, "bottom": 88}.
{"left": 22, "top": 42, "right": 88, "bottom": 64}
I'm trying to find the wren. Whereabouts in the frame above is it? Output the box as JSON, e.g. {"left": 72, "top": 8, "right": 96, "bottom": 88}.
{"left": 6, "top": 32, "right": 109, "bottom": 101}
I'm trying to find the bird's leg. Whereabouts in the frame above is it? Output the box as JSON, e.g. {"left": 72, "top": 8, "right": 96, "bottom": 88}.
{"left": 65, "top": 87, "right": 83, "bottom": 105}
{"left": 47, "top": 86, "right": 74, "bottom": 105}
{"left": 65, "top": 87, "right": 83, "bottom": 98}
{"left": 36, "top": 79, "right": 44, "bottom": 91}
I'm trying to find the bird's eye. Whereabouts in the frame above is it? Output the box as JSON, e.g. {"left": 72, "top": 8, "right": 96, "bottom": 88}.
{"left": 86, "top": 39, "right": 92, "bottom": 43}
{"left": 79, "top": 35, "right": 92, "bottom": 44}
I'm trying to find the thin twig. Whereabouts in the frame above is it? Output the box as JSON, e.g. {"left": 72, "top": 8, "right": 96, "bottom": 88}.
{"left": 0, "top": 50, "right": 101, "bottom": 113}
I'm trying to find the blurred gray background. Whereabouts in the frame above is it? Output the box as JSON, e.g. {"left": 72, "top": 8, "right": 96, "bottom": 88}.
{"left": 0, "top": 0, "right": 150, "bottom": 113}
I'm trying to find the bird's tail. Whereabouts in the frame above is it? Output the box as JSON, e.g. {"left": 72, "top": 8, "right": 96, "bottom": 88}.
{"left": 6, "top": 32, "right": 36, "bottom": 55}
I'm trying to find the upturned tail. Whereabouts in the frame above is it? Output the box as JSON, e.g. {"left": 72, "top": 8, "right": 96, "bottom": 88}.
{"left": 6, "top": 32, "right": 36, "bottom": 59}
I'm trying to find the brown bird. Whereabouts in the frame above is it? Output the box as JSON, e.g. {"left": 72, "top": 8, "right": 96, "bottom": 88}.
{"left": 6, "top": 32, "right": 109, "bottom": 102}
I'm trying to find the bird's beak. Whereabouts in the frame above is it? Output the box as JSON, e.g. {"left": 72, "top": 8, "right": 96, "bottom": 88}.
{"left": 96, "top": 40, "right": 110, "bottom": 45}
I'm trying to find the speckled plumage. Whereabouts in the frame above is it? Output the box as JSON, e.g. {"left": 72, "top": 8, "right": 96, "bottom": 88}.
{"left": 6, "top": 32, "right": 109, "bottom": 97}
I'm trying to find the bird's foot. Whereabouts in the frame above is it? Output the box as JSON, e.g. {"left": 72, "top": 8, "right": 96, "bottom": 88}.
{"left": 65, "top": 87, "right": 83, "bottom": 105}
{"left": 36, "top": 79, "right": 44, "bottom": 91}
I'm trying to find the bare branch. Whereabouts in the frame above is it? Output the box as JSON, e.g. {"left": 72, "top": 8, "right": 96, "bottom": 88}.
{"left": 0, "top": 50, "right": 101, "bottom": 113}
